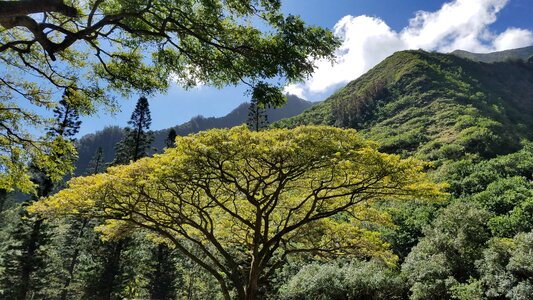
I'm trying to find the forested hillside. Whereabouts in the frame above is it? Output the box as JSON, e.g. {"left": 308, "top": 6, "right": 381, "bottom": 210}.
{"left": 3, "top": 47, "right": 533, "bottom": 299}
{"left": 74, "top": 95, "right": 313, "bottom": 175}
{"left": 273, "top": 50, "right": 533, "bottom": 299}
{"left": 275, "top": 50, "right": 533, "bottom": 160}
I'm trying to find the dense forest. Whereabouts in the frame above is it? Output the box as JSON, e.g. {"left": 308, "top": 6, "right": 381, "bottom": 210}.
{"left": 1, "top": 1, "right": 533, "bottom": 299}
{"left": 2, "top": 48, "right": 532, "bottom": 299}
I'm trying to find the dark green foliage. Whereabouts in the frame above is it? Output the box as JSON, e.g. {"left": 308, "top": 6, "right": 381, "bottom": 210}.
{"left": 438, "top": 143, "right": 533, "bottom": 198}
{"left": 247, "top": 96, "right": 269, "bottom": 131}
{"left": 402, "top": 202, "right": 491, "bottom": 299}
{"left": 164, "top": 128, "right": 177, "bottom": 149}
{"left": 379, "top": 200, "right": 442, "bottom": 263}
{"left": 473, "top": 177, "right": 533, "bottom": 237}
{"left": 0, "top": 207, "right": 56, "bottom": 299}
{"left": 113, "top": 96, "right": 154, "bottom": 165}
{"left": 57, "top": 218, "right": 91, "bottom": 300}
{"left": 148, "top": 244, "right": 177, "bottom": 300}
{"left": 279, "top": 260, "right": 406, "bottom": 300}
{"left": 48, "top": 91, "right": 82, "bottom": 140}
{"left": 470, "top": 233, "right": 533, "bottom": 299}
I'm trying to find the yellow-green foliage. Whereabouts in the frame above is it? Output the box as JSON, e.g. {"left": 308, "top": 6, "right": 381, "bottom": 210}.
{"left": 30, "top": 125, "right": 445, "bottom": 296}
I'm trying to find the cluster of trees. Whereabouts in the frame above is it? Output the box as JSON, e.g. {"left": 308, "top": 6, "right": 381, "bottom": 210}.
{"left": 14, "top": 117, "right": 532, "bottom": 300}
{"left": 0, "top": 3, "right": 339, "bottom": 296}
{"left": 2, "top": 1, "right": 533, "bottom": 299}
{"left": 29, "top": 124, "right": 444, "bottom": 299}
{"left": 0, "top": 95, "right": 171, "bottom": 299}
{"left": 0, "top": 0, "right": 339, "bottom": 194}
{"left": 1, "top": 95, "right": 531, "bottom": 300}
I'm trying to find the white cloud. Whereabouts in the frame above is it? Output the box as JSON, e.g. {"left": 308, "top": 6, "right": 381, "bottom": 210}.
{"left": 286, "top": 0, "right": 533, "bottom": 100}
{"left": 493, "top": 28, "right": 533, "bottom": 50}
{"left": 284, "top": 83, "right": 307, "bottom": 99}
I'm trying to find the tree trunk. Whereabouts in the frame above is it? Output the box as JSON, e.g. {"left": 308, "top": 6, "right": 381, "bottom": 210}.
{"left": 245, "top": 270, "right": 260, "bottom": 300}
{"left": 0, "top": 0, "right": 77, "bottom": 19}
{"left": 101, "top": 240, "right": 124, "bottom": 300}
{"left": 0, "top": 189, "right": 6, "bottom": 211}
{"left": 60, "top": 219, "right": 88, "bottom": 300}
{"left": 244, "top": 255, "right": 263, "bottom": 300}
{"left": 18, "top": 218, "right": 43, "bottom": 300}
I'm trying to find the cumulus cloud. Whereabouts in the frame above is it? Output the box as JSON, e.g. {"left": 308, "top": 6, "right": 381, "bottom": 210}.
{"left": 493, "top": 28, "right": 533, "bottom": 50}
{"left": 286, "top": 0, "right": 533, "bottom": 100}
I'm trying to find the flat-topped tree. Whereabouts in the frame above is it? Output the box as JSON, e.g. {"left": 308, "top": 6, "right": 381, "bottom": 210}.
{"left": 0, "top": 0, "right": 339, "bottom": 192}
{"left": 31, "top": 125, "right": 445, "bottom": 300}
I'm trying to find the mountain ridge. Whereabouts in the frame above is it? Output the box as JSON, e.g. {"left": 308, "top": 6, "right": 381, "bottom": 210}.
{"left": 274, "top": 49, "right": 533, "bottom": 164}
{"left": 74, "top": 95, "right": 314, "bottom": 174}
{"left": 451, "top": 45, "right": 533, "bottom": 63}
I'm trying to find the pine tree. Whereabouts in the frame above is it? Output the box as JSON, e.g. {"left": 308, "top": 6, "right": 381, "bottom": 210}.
{"left": 148, "top": 244, "right": 177, "bottom": 300}
{"left": 0, "top": 90, "right": 82, "bottom": 299}
{"left": 113, "top": 96, "right": 154, "bottom": 165}
{"left": 48, "top": 90, "right": 82, "bottom": 140}
{"left": 86, "top": 147, "right": 105, "bottom": 175}
{"left": 91, "top": 97, "right": 155, "bottom": 298}
{"left": 0, "top": 206, "right": 53, "bottom": 300}
{"left": 165, "top": 128, "right": 177, "bottom": 148}
{"left": 247, "top": 96, "right": 269, "bottom": 132}
{"left": 59, "top": 147, "right": 107, "bottom": 300}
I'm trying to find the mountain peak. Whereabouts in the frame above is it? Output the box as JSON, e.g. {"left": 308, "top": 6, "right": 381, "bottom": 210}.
{"left": 451, "top": 46, "right": 533, "bottom": 63}
{"left": 275, "top": 49, "right": 533, "bottom": 162}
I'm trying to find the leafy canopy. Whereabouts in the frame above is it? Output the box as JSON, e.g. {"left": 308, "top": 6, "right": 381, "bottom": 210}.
{"left": 0, "top": 0, "right": 339, "bottom": 192}
{"left": 30, "top": 125, "right": 445, "bottom": 299}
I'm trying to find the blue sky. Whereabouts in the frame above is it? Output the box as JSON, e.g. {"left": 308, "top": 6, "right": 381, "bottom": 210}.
{"left": 78, "top": 0, "right": 533, "bottom": 136}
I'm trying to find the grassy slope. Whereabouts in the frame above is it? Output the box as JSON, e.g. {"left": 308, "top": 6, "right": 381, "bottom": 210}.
{"left": 275, "top": 50, "right": 533, "bottom": 165}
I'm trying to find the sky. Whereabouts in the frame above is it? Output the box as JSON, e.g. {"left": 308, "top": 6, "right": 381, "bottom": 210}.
{"left": 78, "top": 0, "right": 533, "bottom": 136}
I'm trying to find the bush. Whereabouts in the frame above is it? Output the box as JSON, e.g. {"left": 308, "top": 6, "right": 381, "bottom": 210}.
{"left": 279, "top": 260, "right": 405, "bottom": 300}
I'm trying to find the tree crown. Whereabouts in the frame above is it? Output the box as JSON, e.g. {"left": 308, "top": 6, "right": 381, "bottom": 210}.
{"left": 30, "top": 125, "right": 446, "bottom": 299}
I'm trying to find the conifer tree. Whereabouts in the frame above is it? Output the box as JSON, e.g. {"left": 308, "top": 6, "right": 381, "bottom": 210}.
{"left": 165, "top": 128, "right": 178, "bottom": 148}
{"left": 0, "top": 90, "right": 82, "bottom": 299}
{"left": 48, "top": 91, "right": 82, "bottom": 140}
{"left": 247, "top": 96, "right": 269, "bottom": 132}
{"left": 148, "top": 244, "right": 177, "bottom": 300}
{"left": 113, "top": 96, "right": 154, "bottom": 165}
{"left": 92, "top": 97, "right": 157, "bottom": 298}
{"left": 58, "top": 146, "right": 107, "bottom": 300}
{"left": 86, "top": 147, "right": 105, "bottom": 175}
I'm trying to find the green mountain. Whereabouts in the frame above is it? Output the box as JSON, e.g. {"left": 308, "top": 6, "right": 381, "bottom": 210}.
{"left": 275, "top": 50, "right": 533, "bottom": 164}
{"left": 75, "top": 95, "right": 313, "bottom": 174}
{"left": 151, "top": 94, "right": 313, "bottom": 149}
{"left": 451, "top": 46, "right": 533, "bottom": 63}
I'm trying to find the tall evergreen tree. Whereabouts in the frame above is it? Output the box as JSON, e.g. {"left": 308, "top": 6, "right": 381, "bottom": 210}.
{"left": 86, "top": 147, "right": 105, "bottom": 175}
{"left": 90, "top": 97, "right": 157, "bottom": 299}
{"left": 48, "top": 91, "right": 82, "bottom": 140}
{"left": 247, "top": 96, "right": 269, "bottom": 132}
{"left": 59, "top": 146, "right": 107, "bottom": 300}
{"left": 113, "top": 96, "right": 154, "bottom": 165}
{"left": 148, "top": 244, "right": 177, "bottom": 300}
{"left": 165, "top": 128, "right": 178, "bottom": 148}
{"left": 0, "top": 90, "right": 82, "bottom": 299}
